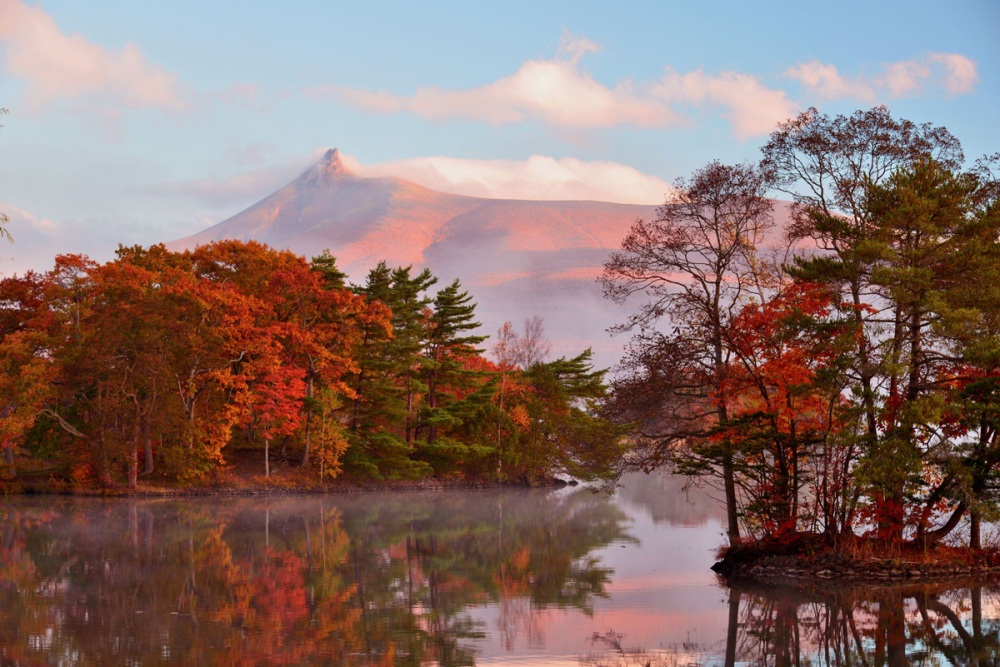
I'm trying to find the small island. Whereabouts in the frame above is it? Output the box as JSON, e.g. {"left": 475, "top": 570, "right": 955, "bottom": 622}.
{"left": 600, "top": 106, "right": 1000, "bottom": 579}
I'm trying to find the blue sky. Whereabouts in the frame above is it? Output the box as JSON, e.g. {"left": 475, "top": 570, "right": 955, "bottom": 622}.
{"left": 0, "top": 0, "right": 997, "bottom": 274}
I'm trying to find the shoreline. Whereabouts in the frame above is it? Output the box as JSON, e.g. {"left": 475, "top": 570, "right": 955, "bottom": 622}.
{"left": 712, "top": 533, "right": 1000, "bottom": 584}
{"left": 0, "top": 475, "right": 580, "bottom": 498}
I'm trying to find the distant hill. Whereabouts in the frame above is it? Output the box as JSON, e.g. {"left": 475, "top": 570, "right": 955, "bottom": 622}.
{"left": 171, "top": 149, "right": 791, "bottom": 369}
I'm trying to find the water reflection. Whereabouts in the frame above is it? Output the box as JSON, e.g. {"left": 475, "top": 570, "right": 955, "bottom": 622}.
{"left": 728, "top": 582, "right": 1000, "bottom": 667}
{"left": 0, "top": 487, "right": 632, "bottom": 665}
{"left": 3, "top": 480, "right": 1000, "bottom": 665}
{"left": 579, "top": 582, "right": 1000, "bottom": 667}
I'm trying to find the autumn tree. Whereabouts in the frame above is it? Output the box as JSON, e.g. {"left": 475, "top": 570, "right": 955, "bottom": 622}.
{"left": 602, "top": 160, "right": 775, "bottom": 544}
{"left": 720, "top": 281, "right": 857, "bottom": 537}
{"left": 762, "top": 107, "right": 967, "bottom": 541}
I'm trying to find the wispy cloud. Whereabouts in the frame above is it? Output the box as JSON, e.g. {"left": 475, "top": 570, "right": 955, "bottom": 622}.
{"left": 343, "top": 153, "right": 673, "bottom": 204}
{"left": 138, "top": 153, "right": 310, "bottom": 210}
{"left": 312, "top": 32, "right": 679, "bottom": 130}
{"left": 0, "top": 201, "right": 140, "bottom": 275}
{"left": 785, "top": 52, "right": 978, "bottom": 101}
{"left": 318, "top": 32, "right": 800, "bottom": 139}
{"left": 0, "top": 0, "right": 185, "bottom": 113}
{"left": 318, "top": 32, "right": 979, "bottom": 141}
{"left": 653, "top": 70, "right": 799, "bottom": 141}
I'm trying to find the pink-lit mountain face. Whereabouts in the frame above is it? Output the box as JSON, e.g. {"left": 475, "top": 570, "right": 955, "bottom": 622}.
{"left": 171, "top": 149, "right": 661, "bottom": 368}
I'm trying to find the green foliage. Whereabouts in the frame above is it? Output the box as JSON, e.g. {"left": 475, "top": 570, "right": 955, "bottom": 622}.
{"left": 608, "top": 106, "right": 1000, "bottom": 546}
{"left": 0, "top": 241, "right": 620, "bottom": 488}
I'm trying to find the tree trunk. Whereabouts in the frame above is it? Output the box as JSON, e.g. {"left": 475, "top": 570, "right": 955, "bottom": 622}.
{"left": 302, "top": 375, "right": 314, "bottom": 467}
{"left": 128, "top": 445, "right": 138, "bottom": 489}
{"left": 4, "top": 444, "right": 14, "bottom": 478}
{"left": 971, "top": 508, "right": 981, "bottom": 549}
{"left": 142, "top": 417, "right": 154, "bottom": 475}
{"left": 723, "top": 455, "right": 740, "bottom": 544}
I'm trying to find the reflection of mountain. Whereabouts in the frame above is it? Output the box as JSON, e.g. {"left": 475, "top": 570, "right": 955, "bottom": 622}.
{"left": 616, "top": 470, "right": 726, "bottom": 527}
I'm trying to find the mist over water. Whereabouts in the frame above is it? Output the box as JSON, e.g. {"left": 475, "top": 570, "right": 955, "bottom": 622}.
{"left": 1, "top": 473, "right": 997, "bottom": 665}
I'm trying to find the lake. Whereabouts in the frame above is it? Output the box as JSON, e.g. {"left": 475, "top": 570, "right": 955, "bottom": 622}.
{"left": 1, "top": 472, "right": 998, "bottom": 665}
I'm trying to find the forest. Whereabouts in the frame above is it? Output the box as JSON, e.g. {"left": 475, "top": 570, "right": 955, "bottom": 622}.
{"left": 0, "top": 240, "right": 623, "bottom": 489}
{"left": 602, "top": 106, "right": 1000, "bottom": 550}
{"left": 5, "top": 102, "right": 1000, "bottom": 562}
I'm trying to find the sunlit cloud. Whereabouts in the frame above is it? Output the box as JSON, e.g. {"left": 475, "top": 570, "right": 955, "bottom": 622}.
{"left": 0, "top": 0, "right": 185, "bottom": 114}
{"left": 928, "top": 52, "right": 978, "bottom": 94}
{"left": 653, "top": 69, "right": 799, "bottom": 140}
{"left": 317, "top": 32, "right": 800, "bottom": 139}
{"left": 341, "top": 153, "right": 673, "bottom": 204}
{"left": 785, "top": 52, "right": 978, "bottom": 100}
{"left": 314, "top": 32, "right": 678, "bottom": 129}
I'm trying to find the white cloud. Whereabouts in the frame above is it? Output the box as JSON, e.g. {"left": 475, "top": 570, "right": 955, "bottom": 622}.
{"left": 556, "top": 30, "right": 601, "bottom": 65}
{"left": 341, "top": 153, "right": 673, "bottom": 204}
{"left": 654, "top": 69, "right": 799, "bottom": 140}
{"left": 928, "top": 52, "right": 978, "bottom": 94}
{"left": 322, "top": 32, "right": 801, "bottom": 139}
{"left": 324, "top": 32, "right": 678, "bottom": 130}
{"left": 785, "top": 52, "right": 978, "bottom": 100}
{"left": 0, "top": 0, "right": 185, "bottom": 114}
{"left": 783, "top": 61, "right": 874, "bottom": 101}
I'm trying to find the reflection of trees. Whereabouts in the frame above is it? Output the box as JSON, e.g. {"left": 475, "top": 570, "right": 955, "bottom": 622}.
{"left": 0, "top": 487, "right": 631, "bottom": 665}
{"left": 616, "top": 470, "right": 725, "bottom": 527}
{"left": 581, "top": 583, "right": 1000, "bottom": 667}
{"left": 728, "top": 581, "right": 1000, "bottom": 666}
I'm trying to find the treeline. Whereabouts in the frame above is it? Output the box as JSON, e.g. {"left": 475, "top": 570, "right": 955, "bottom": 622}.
{"left": 0, "top": 240, "right": 623, "bottom": 487}
{"left": 603, "top": 106, "right": 1000, "bottom": 548}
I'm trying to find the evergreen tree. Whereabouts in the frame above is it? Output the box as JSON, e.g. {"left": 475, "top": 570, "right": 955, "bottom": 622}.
{"left": 310, "top": 249, "right": 347, "bottom": 290}
{"left": 345, "top": 263, "right": 436, "bottom": 478}
{"left": 419, "top": 279, "right": 488, "bottom": 446}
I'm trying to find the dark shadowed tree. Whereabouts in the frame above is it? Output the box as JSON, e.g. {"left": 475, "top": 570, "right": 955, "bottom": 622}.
{"left": 602, "top": 160, "right": 774, "bottom": 544}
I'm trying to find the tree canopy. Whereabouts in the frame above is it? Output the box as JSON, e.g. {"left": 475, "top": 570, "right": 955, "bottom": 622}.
{"left": 604, "top": 106, "right": 1000, "bottom": 548}
{"left": 0, "top": 241, "right": 621, "bottom": 489}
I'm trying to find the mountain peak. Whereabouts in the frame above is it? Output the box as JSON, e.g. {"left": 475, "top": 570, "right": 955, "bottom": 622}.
{"left": 298, "top": 148, "right": 353, "bottom": 187}
{"left": 321, "top": 148, "right": 350, "bottom": 176}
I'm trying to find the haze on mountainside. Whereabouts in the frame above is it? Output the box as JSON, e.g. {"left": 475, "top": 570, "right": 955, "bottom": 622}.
{"left": 171, "top": 149, "right": 790, "bottom": 368}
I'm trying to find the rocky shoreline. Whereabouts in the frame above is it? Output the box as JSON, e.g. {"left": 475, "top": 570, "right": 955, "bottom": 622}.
{"left": 712, "top": 536, "right": 1000, "bottom": 584}
{"left": 715, "top": 555, "right": 1000, "bottom": 583}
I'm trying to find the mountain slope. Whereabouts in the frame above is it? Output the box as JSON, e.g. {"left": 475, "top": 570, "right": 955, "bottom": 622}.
{"left": 172, "top": 149, "right": 660, "bottom": 367}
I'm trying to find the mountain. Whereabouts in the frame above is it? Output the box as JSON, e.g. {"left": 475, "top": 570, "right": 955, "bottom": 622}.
{"left": 171, "top": 149, "right": 791, "bottom": 369}
{"left": 170, "top": 148, "right": 661, "bottom": 368}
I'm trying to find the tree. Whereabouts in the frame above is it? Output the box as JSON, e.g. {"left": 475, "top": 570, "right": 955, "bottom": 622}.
{"left": 418, "top": 278, "right": 487, "bottom": 445}
{"left": 602, "top": 160, "right": 775, "bottom": 544}
{"left": 761, "top": 107, "right": 987, "bottom": 543}
{"left": 515, "top": 350, "right": 625, "bottom": 482}
{"left": 345, "top": 263, "right": 437, "bottom": 479}
{"left": 719, "top": 281, "right": 857, "bottom": 537}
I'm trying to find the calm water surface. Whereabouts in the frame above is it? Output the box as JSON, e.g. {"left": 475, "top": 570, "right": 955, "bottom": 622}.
{"left": 1, "top": 473, "right": 999, "bottom": 665}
